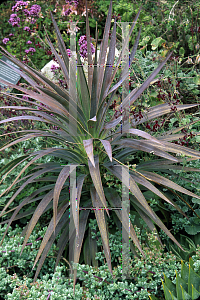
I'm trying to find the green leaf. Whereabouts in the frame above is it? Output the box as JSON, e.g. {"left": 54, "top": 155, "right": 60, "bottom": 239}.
{"left": 151, "top": 37, "right": 166, "bottom": 50}
{"left": 164, "top": 274, "right": 177, "bottom": 297}
{"left": 188, "top": 263, "right": 200, "bottom": 295}
{"left": 176, "top": 272, "right": 188, "bottom": 299}
{"left": 139, "top": 36, "right": 151, "bottom": 46}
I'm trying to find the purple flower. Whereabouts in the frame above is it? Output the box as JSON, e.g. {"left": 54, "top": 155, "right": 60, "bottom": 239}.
{"left": 23, "top": 26, "right": 30, "bottom": 31}
{"left": 26, "top": 40, "right": 32, "bottom": 44}
{"left": 29, "top": 4, "right": 41, "bottom": 17}
{"left": 66, "top": 49, "right": 71, "bottom": 57}
{"left": 64, "top": 8, "right": 72, "bottom": 16}
{"left": 23, "top": 9, "right": 30, "bottom": 16}
{"left": 8, "top": 14, "right": 20, "bottom": 27}
{"left": 28, "top": 47, "right": 35, "bottom": 52}
{"left": 9, "top": 33, "right": 14, "bottom": 37}
{"left": 2, "top": 38, "right": 9, "bottom": 44}
{"left": 12, "top": 1, "right": 28, "bottom": 12}
{"left": 25, "top": 47, "right": 35, "bottom": 55}
{"left": 22, "top": 95, "right": 29, "bottom": 100}
{"left": 51, "top": 64, "right": 60, "bottom": 72}
{"left": 78, "top": 35, "right": 95, "bottom": 58}
{"left": 30, "top": 18, "right": 36, "bottom": 24}
{"left": 66, "top": 0, "right": 79, "bottom": 7}
{"left": 78, "top": 35, "right": 87, "bottom": 45}
{"left": 25, "top": 47, "right": 36, "bottom": 55}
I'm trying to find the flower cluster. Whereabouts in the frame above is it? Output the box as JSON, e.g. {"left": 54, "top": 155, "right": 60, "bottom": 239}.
{"left": 78, "top": 35, "right": 95, "bottom": 59}
{"left": 25, "top": 47, "right": 36, "bottom": 55}
{"left": 145, "top": 119, "right": 165, "bottom": 132}
{"left": 51, "top": 64, "right": 60, "bottom": 73}
{"left": 9, "top": 2, "right": 41, "bottom": 27}
{"left": 64, "top": 8, "right": 72, "bottom": 16}
{"left": 8, "top": 13, "right": 20, "bottom": 27}
{"left": 156, "top": 78, "right": 181, "bottom": 112}
{"left": 12, "top": 1, "right": 28, "bottom": 12}
{"left": 65, "top": 0, "right": 79, "bottom": 7}
{"left": 61, "top": 0, "right": 79, "bottom": 17}
{"left": 173, "top": 128, "right": 195, "bottom": 146}
{"left": 29, "top": 4, "right": 41, "bottom": 17}
{"left": 23, "top": 26, "right": 30, "bottom": 31}
{"left": 66, "top": 49, "right": 71, "bottom": 57}
{"left": 2, "top": 38, "right": 9, "bottom": 44}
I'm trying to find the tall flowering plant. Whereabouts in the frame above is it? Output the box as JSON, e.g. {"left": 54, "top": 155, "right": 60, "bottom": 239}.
{"left": 1, "top": 0, "right": 200, "bottom": 290}
{"left": 1, "top": 0, "right": 47, "bottom": 68}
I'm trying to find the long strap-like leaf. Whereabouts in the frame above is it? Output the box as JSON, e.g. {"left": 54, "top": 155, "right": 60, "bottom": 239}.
{"left": 90, "top": 187, "right": 112, "bottom": 275}
{"left": 97, "top": 0, "right": 112, "bottom": 102}
{"left": 53, "top": 165, "right": 77, "bottom": 231}
{"left": 88, "top": 155, "right": 109, "bottom": 216}
{"left": 104, "top": 187, "right": 145, "bottom": 256}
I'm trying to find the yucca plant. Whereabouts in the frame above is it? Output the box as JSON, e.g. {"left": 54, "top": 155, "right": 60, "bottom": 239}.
{"left": 1, "top": 0, "right": 200, "bottom": 288}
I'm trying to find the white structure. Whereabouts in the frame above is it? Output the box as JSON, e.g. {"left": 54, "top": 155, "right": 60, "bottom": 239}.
{"left": 41, "top": 60, "right": 60, "bottom": 83}
{"left": 40, "top": 46, "right": 121, "bottom": 83}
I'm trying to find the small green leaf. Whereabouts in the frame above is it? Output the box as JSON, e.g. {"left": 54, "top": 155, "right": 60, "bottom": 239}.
{"left": 184, "top": 224, "right": 200, "bottom": 235}
{"left": 151, "top": 37, "right": 166, "bottom": 50}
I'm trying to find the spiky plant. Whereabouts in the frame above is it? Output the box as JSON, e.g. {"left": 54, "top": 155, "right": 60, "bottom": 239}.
{"left": 0, "top": 0, "right": 200, "bottom": 288}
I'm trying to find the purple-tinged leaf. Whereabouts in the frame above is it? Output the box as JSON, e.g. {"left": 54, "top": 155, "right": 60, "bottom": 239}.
{"left": 97, "top": 0, "right": 112, "bottom": 102}
{"left": 122, "top": 51, "right": 173, "bottom": 109}
{"left": 109, "top": 7, "right": 142, "bottom": 88}
{"left": 130, "top": 194, "right": 184, "bottom": 251}
{"left": 132, "top": 103, "right": 199, "bottom": 126}
{"left": 0, "top": 48, "right": 53, "bottom": 90}
{"left": 85, "top": 0, "right": 93, "bottom": 95}
{"left": 104, "top": 187, "right": 145, "bottom": 256}
{"left": 53, "top": 165, "right": 77, "bottom": 231}
{"left": 104, "top": 116, "right": 121, "bottom": 130}
{"left": 130, "top": 170, "right": 188, "bottom": 218}
{"left": 33, "top": 207, "right": 69, "bottom": 281}
{"left": 106, "top": 163, "right": 158, "bottom": 220}
{"left": 88, "top": 155, "right": 109, "bottom": 216}
{"left": 0, "top": 149, "right": 57, "bottom": 217}
{"left": 71, "top": 174, "right": 87, "bottom": 237}
{"left": 83, "top": 139, "right": 95, "bottom": 167}
{"left": 90, "top": 187, "right": 112, "bottom": 275}
{"left": 98, "top": 19, "right": 116, "bottom": 108}
{"left": 73, "top": 209, "right": 90, "bottom": 293}
{"left": 20, "top": 190, "right": 54, "bottom": 255}
{"left": 0, "top": 165, "right": 59, "bottom": 219}
{"left": 105, "top": 27, "right": 141, "bottom": 98}
{"left": 44, "top": 27, "right": 69, "bottom": 87}
{"left": 112, "top": 138, "right": 179, "bottom": 162}
{"left": 140, "top": 171, "right": 200, "bottom": 201}
{"left": 99, "top": 139, "right": 112, "bottom": 161}
{"left": 32, "top": 202, "right": 69, "bottom": 272}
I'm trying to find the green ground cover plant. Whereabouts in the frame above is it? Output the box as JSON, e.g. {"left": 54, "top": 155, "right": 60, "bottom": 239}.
{"left": 0, "top": 221, "right": 182, "bottom": 299}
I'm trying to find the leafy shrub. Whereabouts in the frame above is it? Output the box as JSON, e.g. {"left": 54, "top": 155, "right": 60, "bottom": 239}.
{"left": 3, "top": 221, "right": 182, "bottom": 300}
{"left": 0, "top": 223, "right": 63, "bottom": 298}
